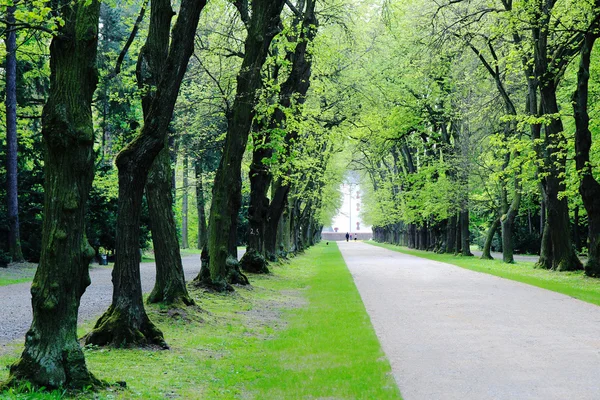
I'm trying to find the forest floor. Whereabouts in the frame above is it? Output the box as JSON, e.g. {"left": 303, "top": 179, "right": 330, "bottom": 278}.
{"left": 339, "top": 240, "right": 600, "bottom": 400}
{"left": 0, "top": 243, "right": 400, "bottom": 399}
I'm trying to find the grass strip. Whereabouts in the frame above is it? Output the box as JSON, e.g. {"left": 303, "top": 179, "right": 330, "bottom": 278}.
{"left": 368, "top": 242, "right": 600, "bottom": 307}
{"left": 1, "top": 242, "right": 400, "bottom": 399}
{"left": 0, "top": 278, "right": 31, "bottom": 287}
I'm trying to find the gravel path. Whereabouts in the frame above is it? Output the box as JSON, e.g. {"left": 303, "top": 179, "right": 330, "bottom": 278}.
{"left": 338, "top": 241, "right": 600, "bottom": 400}
{"left": 0, "top": 255, "right": 202, "bottom": 353}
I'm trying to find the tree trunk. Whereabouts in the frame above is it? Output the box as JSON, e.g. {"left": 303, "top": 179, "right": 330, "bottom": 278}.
{"left": 181, "top": 153, "right": 189, "bottom": 249}
{"left": 85, "top": 0, "right": 206, "bottom": 346}
{"left": 446, "top": 215, "right": 457, "bottom": 253}
{"left": 146, "top": 143, "right": 194, "bottom": 306}
{"left": 5, "top": 5, "right": 24, "bottom": 263}
{"left": 573, "top": 206, "right": 581, "bottom": 252}
{"left": 195, "top": 160, "right": 207, "bottom": 250}
{"left": 481, "top": 217, "right": 499, "bottom": 259}
{"left": 574, "top": 32, "right": 600, "bottom": 277}
{"left": 536, "top": 81, "right": 582, "bottom": 271}
{"left": 460, "top": 209, "right": 473, "bottom": 256}
{"left": 501, "top": 181, "right": 521, "bottom": 263}
{"left": 240, "top": 137, "right": 271, "bottom": 273}
{"left": 6, "top": 0, "right": 101, "bottom": 388}
{"left": 205, "top": 0, "right": 285, "bottom": 291}
{"left": 264, "top": 180, "right": 290, "bottom": 259}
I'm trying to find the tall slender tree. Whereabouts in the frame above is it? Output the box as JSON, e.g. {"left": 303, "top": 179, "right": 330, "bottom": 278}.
{"left": 4, "top": 0, "right": 101, "bottom": 388}
{"left": 5, "top": 5, "right": 24, "bottom": 263}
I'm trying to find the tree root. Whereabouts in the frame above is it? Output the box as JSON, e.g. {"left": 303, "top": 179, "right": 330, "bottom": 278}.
{"left": 240, "top": 250, "right": 270, "bottom": 274}
{"left": 83, "top": 305, "right": 167, "bottom": 349}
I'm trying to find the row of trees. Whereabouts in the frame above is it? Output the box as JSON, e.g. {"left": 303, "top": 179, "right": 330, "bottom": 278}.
{"left": 353, "top": 0, "right": 600, "bottom": 276}
{"left": 0, "top": 0, "right": 348, "bottom": 390}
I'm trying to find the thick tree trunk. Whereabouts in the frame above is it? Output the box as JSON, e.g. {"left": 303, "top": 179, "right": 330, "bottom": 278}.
{"left": 264, "top": 180, "right": 290, "bottom": 259}
{"left": 445, "top": 215, "right": 457, "bottom": 253}
{"left": 206, "top": 0, "right": 285, "bottom": 290}
{"left": 146, "top": 144, "right": 193, "bottom": 306}
{"left": 481, "top": 217, "right": 500, "bottom": 259}
{"left": 240, "top": 139, "right": 271, "bottom": 273}
{"left": 536, "top": 82, "right": 582, "bottom": 271}
{"left": 195, "top": 160, "right": 207, "bottom": 250}
{"left": 574, "top": 32, "right": 600, "bottom": 277}
{"left": 501, "top": 183, "right": 521, "bottom": 263}
{"left": 85, "top": 168, "right": 167, "bottom": 348}
{"left": 181, "top": 153, "right": 189, "bottom": 249}
{"left": 6, "top": 0, "right": 101, "bottom": 388}
{"left": 5, "top": 6, "right": 24, "bottom": 263}
{"left": 85, "top": 0, "right": 206, "bottom": 346}
{"left": 573, "top": 206, "right": 581, "bottom": 252}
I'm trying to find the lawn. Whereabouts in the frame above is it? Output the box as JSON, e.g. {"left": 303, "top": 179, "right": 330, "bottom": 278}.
{"left": 368, "top": 242, "right": 600, "bottom": 307}
{"left": 1, "top": 242, "right": 400, "bottom": 399}
{"left": 0, "top": 263, "right": 37, "bottom": 287}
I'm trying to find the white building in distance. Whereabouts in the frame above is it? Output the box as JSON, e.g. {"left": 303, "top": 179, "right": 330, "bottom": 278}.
{"left": 324, "top": 172, "right": 372, "bottom": 237}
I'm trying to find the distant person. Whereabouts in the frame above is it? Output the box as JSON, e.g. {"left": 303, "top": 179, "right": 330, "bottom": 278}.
{"left": 345, "top": 232, "right": 349, "bottom": 242}
{"left": 350, "top": 233, "right": 353, "bottom": 240}
{"left": 354, "top": 237, "right": 357, "bottom": 241}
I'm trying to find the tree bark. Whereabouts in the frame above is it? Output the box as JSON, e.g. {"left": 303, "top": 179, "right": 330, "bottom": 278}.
{"left": 181, "top": 153, "right": 189, "bottom": 249}
{"left": 241, "top": 0, "right": 317, "bottom": 270}
{"left": 445, "top": 215, "right": 457, "bottom": 253}
{"left": 501, "top": 176, "right": 521, "bottom": 263}
{"left": 195, "top": 160, "right": 207, "bottom": 250}
{"left": 205, "top": 0, "right": 285, "bottom": 291}
{"left": 241, "top": 135, "right": 272, "bottom": 273}
{"left": 85, "top": 0, "right": 206, "bottom": 346}
{"left": 481, "top": 217, "right": 499, "bottom": 259}
{"left": 5, "top": 5, "right": 24, "bottom": 263}
{"left": 460, "top": 209, "right": 472, "bottom": 256}
{"left": 536, "top": 81, "right": 582, "bottom": 271}
{"left": 6, "top": 0, "right": 101, "bottom": 389}
{"left": 146, "top": 143, "right": 194, "bottom": 306}
{"left": 574, "top": 32, "right": 600, "bottom": 277}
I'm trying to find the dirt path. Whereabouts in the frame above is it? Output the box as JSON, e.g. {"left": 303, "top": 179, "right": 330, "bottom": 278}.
{"left": 338, "top": 241, "right": 600, "bottom": 400}
{"left": 0, "top": 255, "right": 202, "bottom": 353}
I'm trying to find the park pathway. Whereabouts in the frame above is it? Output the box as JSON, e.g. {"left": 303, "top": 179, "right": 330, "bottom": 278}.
{"left": 0, "top": 255, "right": 202, "bottom": 352}
{"left": 338, "top": 241, "right": 600, "bottom": 400}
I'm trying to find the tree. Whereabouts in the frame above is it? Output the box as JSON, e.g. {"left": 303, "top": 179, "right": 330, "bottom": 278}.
{"left": 4, "top": 4, "right": 24, "bottom": 263}
{"left": 4, "top": 0, "right": 101, "bottom": 388}
{"left": 201, "top": 0, "right": 286, "bottom": 291}
{"left": 241, "top": 0, "right": 319, "bottom": 272}
{"left": 573, "top": 16, "right": 600, "bottom": 276}
{"left": 85, "top": 0, "right": 206, "bottom": 347}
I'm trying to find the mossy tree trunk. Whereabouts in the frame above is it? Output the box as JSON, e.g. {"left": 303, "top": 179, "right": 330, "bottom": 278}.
{"left": 85, "top": 0, "right": 206, "bottom": 347}
{"left": 181, "top": 152, "right": 189, "bottom": 249}
{"left": 574, "top": 31, "right": 600, "bottom": 277}
{"left": 445, "top": 215, "right": 457, "bottom": 253}
{"left": 6, "top": 0, "right": 101, "bottom": 389}
{"left": 536, "top": 81, "right": 582, "bottom": 271}
{"left": 205, "top": 0, "right": 285, "bottom": 290}
{"left": 5, "top": 6, "right": 24, "bottom": 263}
{"left": 481, "top": 217, "right": 499, "bottom": 259}
{"left": 147, "top": 142, "right": 194, "bottom": 306}
{"left": 195, "top": 160, "right": 208, "bottom": 250}
{"left": 249, "top": 1, "right": 318, "bottom": 263}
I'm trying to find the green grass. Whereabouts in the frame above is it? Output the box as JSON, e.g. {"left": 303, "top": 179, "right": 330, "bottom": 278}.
{"left": 1, "top": 242, "right": 400, "bottom": 399}
{"left": 368, "top": 241, "right": 600, "bottom": 307}
{"left": 0, "top": 278, "right": 31, "bottom": 287}
{"left": 0, "top": 264, "right": 37, "bottom": 287}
